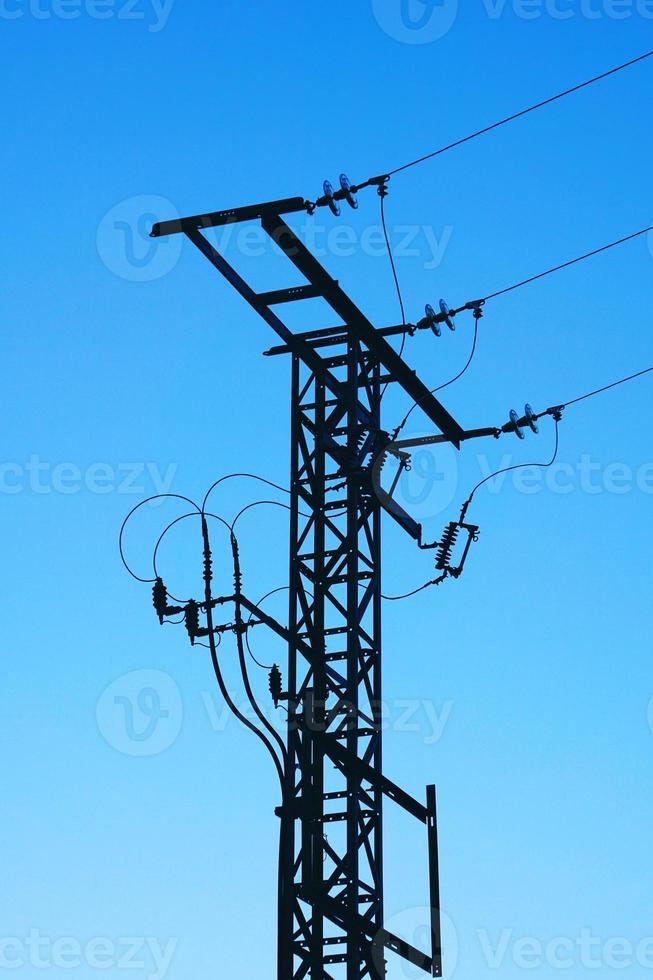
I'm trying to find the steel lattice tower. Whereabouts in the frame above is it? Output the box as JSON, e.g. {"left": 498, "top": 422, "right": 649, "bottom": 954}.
{"left": 150, "top": 194, "right": 465, "bottom": 978}
{"left": 280, "top": 343, "right": 384, "bottom": 977}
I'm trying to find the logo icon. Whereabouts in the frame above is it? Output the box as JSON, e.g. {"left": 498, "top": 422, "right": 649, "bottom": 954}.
{"left": 96, "top": 195, "right": 182, "bottom": 282}
{"left": 374, "top": 436, "right": 458, "bottom": 520}
{"left": 96, "top": 669, "right": 183, "bottom": 757}
{"left": 371, "top": 0, "right": 459, "bottom": 44}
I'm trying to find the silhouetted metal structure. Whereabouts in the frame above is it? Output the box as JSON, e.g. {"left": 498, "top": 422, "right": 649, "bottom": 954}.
{"left": 150, "top": 195, "right": 468, "bottom": 979}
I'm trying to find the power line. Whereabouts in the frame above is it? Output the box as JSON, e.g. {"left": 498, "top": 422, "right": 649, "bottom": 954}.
{"left": 546, "top": 365, "right": 653, "bottom": 413}
{"left": 463, "top": 418, "right": 561, "bottom": 513}
{"left": 245, "top": 587, "right": 290, "bottom": 671}
{"left": 385, "top": 422, "right": 561, "bottom": 603}
{"left": 379, "top": 355, "right": 653, "bottom": 603}
{"left": 363, "top": 55, "right": 653, "bottom": 349}
{"left": 379, "top": 190, "right": 408, "bottom": 402}
{"left": 382, "top": 574, "right": 447, "bottom": 602}
{"left": 308, "top": 51, "right": 652, "bottom": 217}
{"left": 380, "top": 192, "right": 406, "bottom": 330}
{"left": 122, "top": 493, "right": 288, "bottom": 783}
{"left": 393, "top": 316, "right": 481, "bottom": 437}
{"left": 203, "top": 472, "right": 290, "bottom": 513}
{"left": 483, "top": 223, "right": 653, "bottom": 302}
{"left": 204, "top": 588, "right": 285, "bottom": 789}
{"left": 119, "top": 493, "right": 202, "bottom": 583}
{"left": 386, "top": 50, "right": 653, "bottom": 177}
{"left": 387, "top": 231, "right": 653, "bottom": 436}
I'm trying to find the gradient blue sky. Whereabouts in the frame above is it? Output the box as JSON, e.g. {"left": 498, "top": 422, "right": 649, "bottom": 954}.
{"left": 3, "top": 3, "right": 653, "bottom": 979}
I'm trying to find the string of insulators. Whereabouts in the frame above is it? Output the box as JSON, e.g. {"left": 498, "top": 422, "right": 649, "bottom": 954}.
{"left": 417, "top": 298, "right": 484, "bottom": 337}
{"left": 435, "top": 523, "right": 460, "bottom": 571}
{"left": 152, "top": 577, "right": 168, "bottom": 624}
{"left": 269, "top": 664, "right": 283, "bottom": 709}
{"left": 201, "top": 516, "right": 213, "bottom": 585}
{"left": 306, "top": 172, "right": 385, "bottom": 216}
{"left": 203, "top": 546, "right": 212, "bottom": 583}
{"left": 374, "top": 448, "right": 390, "bottom": 474}
{"left": 358, "top": 428, "right": 382, "bottom": 471}
{"left": 503, "top": 403, "right": 540, "bottom": 440}
{"left": 356, "top": 428, "right": 370, "bottom": 467}
{"left": 231, "top": 534, "right": 243, "bottom": 596}
{"left": 184, "top": 599, "right": 200, "bottom": 645}
{"left": 357, "top": 427, "right": 399, "bottom": 476}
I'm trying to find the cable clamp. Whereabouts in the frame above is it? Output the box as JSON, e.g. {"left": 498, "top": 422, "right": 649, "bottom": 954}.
{"left": 548, "top": 406, "right": 565, "bottom": 422}
{"left": 375, "top": 175, "right": 390, "bottom": 199}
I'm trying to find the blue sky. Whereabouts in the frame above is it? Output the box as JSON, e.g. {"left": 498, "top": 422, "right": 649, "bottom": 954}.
{"left": 2, "top": 3, "right": 653, "bottom": 979}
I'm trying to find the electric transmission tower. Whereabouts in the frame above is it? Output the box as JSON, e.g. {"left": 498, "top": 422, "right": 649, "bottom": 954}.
{"left": 135, "top": 182, "right": 522, "bottom": 979}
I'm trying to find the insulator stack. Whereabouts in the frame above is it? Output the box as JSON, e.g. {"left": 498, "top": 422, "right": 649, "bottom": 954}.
{"left": 231, "top": 536, "right": 243, "bottom": 595}
{"left": 435, "top": 522, "right": 460, "bottom": 570}
{"left": 357, "top": 428, "right": 378, "bottom": 468}
{"left": 358, "top": 429, "right": 392, "bottom": 475}
{"left": 184, "top": 600, "right": 200, "bottom": 645}
{"left": 201, "top": 517, "right": 213, "bottom": 585}
{"left": 374, "top": 449, "right": 389, "bottom": 473}
{"left": 203, "top": 549, "right": 212, "bottom": 584}
{"left": 152, "top": 577, "right": 168, "bottom": 624}
{"left": 269, "top": 664, "right": 283, "bottom": 708}
{"left": 505, "top": 403, "right": 540, "bottom": 440}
